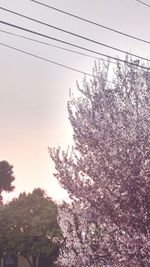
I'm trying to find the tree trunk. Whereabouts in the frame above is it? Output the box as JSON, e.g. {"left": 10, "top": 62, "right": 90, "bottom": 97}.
{"left": 32, "top": 255, "right": 38, "bottom": 267}
{"left": 25, "top": 255, "right": 39, "bottom": 267}
{"left": 25, "top": 256, "right": 34, "bottom": 267}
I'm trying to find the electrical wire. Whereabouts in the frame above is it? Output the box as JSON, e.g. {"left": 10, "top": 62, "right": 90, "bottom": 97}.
{"left": 0, "top": 20, "right": 150, "bottom": 70}
{"left": 135, "top": 0, "right": 150, "bottom": 8}
{"left": 0, "top": 21, "right": 117, "bottom": 62}
{"left": 0, "top": 42, "right": 97, "bottom": 77}
{"left": 0, "top": 42, "right": 142, "bottom": 85}
{"left": 0, "top": 7, "right": 149, "bottom": 62}
{"left": 31, "top": 0, "right": 150, "bottom": 45}
{"left": 0, "top": 29, "right": 115, "bottom": 64}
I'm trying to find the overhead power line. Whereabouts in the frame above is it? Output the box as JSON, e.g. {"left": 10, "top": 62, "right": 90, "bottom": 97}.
{"left": 0, "top": 21, "right": 116, "bottom": 62}
{"left": 135, "top": 0, "right": 150, "bottom": 8}
{"left": 0, "top": 21, "right": 150, "bottom": 70}
{"left": 0, "top": 7, "right": 149, "bottom": 62}
{"left": 0, "top": 29, "right": 114, "bottom": 64}
{"left": 0, "top": 42, "right": 145, "bottom": 85}
{"left": 0, "top": 42, "right": 96, "bottom": 77}
{"left": 31, "top": 0, "right": 150, "bottom": 46}
{"left": 0, "top": 42, "right": 117, "bottom": 85}
{"left": 0, "top": 20, "right": 150, "bottom": 70}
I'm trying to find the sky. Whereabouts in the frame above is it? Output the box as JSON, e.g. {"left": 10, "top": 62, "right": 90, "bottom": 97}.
{"left": 0, "top": 0, "right": 150, "bottom": 202}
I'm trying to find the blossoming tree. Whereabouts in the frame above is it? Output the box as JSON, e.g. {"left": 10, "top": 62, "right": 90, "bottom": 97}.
{"left": 50, "top": 60, "right": 150, "bottom": 267}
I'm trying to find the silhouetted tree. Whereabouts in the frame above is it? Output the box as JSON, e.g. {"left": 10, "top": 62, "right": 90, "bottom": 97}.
{"left": 0, "top": 161, "right": 15, "bottom": 203}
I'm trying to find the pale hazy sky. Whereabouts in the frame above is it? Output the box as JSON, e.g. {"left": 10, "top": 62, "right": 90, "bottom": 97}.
{"left": 0, "top": 0, "right": 150, "bottom": 202}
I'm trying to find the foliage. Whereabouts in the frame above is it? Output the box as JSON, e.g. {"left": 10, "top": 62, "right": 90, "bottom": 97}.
{"left": 0, "top": 188, "right": 61, "bottom": 267}
{"left": 0, "top": 161, "right": 15, "bottom": 202}
{"left": 0, "top": 205, "right": 9, "bottom": 259}
{"left": 50, "top": 60, "right": 150, "bottom": 267}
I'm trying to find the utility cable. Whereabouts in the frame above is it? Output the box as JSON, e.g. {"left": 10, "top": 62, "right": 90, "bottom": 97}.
{"left": 0, "top": 42, "right": 97, "bottom": 77}
{"left": 0, "top": 7, "right": 149, "bottom": 62}
{"left": 31, "top": 0, "right": 150, "bottom": 45}
{"left": 0, "top": 42, "right": 136, "bottom": 85}
{"left": 135, "top": 0, "right": 150, "bottom": 8}
{"left": 0, "top": 21, "right": 118, "bottom": 62}
{"left": 0, "top": 29, "right": 115, "bottom": 64}
{"left": 0, "top": 20, "right": 150, "bottom": 70}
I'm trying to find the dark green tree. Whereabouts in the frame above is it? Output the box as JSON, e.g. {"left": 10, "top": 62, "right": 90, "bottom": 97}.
{"left": 0, "top": 205, "right": 8, "bottom": 267}
{"left": 0, "top": 161, "right": 15, "bottom": 202}
{"left": 0, "top": 188, "right": 61, "bottom": 267}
